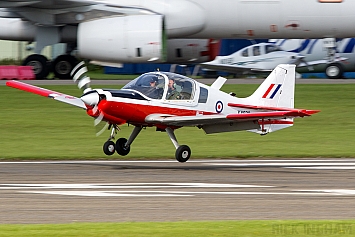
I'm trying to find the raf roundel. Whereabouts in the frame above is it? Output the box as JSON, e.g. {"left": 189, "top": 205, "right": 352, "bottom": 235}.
{"left": 215, "top": 101, "right": 223, "bottom": 113}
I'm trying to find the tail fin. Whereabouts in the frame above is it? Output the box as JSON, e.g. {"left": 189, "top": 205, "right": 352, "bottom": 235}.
{"left": 248, "top": 64, "right": 295, "bottom": 109}
{"left": 247, "top": 64, "right": 296, "bottom": 134}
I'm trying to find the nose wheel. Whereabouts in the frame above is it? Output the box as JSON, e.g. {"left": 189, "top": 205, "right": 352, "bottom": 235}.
{"left": 103, "top": 140, "right": 116, "bottom": 156}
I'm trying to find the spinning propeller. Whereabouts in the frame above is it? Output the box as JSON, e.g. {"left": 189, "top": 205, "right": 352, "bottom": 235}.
{"left": 292, "top": 55, "right": 314, "bottom": 71}
{"left": 71, "top": 62, "right": 108, "bottom": 136}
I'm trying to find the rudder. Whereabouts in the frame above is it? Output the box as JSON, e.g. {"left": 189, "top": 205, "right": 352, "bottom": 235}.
{"left": 247, "top": 64, "right": 296, "bottom": 134}
{"left": 248, "top": 64, "right": 295, "bottom": 109}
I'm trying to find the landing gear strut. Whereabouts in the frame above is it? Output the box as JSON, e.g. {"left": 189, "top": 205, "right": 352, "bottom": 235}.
{"left": 102, "top": 124, "right": 119, "bottom": 156}
{"left": 166, "top": 127, "right": 191, "bottom": 162}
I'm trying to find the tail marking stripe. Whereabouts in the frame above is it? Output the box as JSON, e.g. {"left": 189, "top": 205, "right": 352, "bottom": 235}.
{"left": 262, "top": 84, "right": 275, "bottom": 98}
{"left": 270, "top": 84, "right": 282, "bottom": 99}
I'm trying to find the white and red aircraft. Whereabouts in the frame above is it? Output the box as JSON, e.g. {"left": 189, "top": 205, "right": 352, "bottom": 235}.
{"left": 6, "top": 63, "right": 319, "bottom": 162}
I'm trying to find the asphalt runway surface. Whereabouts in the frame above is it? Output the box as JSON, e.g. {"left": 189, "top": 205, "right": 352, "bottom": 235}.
{"left": 1, "top": 159, "right": 355, "bottom": 224}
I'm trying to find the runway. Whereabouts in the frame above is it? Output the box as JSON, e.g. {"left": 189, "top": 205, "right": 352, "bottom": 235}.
{"left": 0, "top": 159, "right": 355, "bottom": 224}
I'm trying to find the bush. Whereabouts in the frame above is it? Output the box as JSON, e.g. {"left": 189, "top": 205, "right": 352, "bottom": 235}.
{"left": 0, "top": 58, "right": 21, "bottom": 65}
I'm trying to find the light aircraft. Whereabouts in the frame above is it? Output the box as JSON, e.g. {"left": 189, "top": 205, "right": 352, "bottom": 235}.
{"left": 1, "top": 0, "right": 355, "bottom": 79}
{"left": 270, "top": 38, "right": 352, "bottom": 79}
{"left": 6, "top": 63, "right": 319, "bottom": 162}
{"left": 200, "top": 43, "right": 305, "bottom": 74}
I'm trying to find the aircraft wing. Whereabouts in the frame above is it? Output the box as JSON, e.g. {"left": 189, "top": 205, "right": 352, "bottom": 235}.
{"left": 145, "top": 114, "right": 228, "bottom": 127}
{"left": 0, "top": 0, "right": 94, "bottom": 8}
{"left": 297, "top": 57, "right": 348, "bottom": 68}
{"left": 200, "top": 62, "right": 275, "bottom": 74}
{"left": 6, "top": 80, "right": 86, "bottom": 109}
{"left": 145, "top": 109, "right": 318, "bottom": 127}
{"left": 0, "top": 0, "right": 156, "bottom": 25}
{"left": 200, "top": 62, "right": 248, "bottom": 74}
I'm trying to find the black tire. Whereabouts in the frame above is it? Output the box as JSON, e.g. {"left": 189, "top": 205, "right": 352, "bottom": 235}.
{"left": 325, "top": 63, "right": 343, "bottom": 79}
{"left": 175, "top": 145, "right": 191, "bottom": 163}
{"left": 116, "top": 138, "right": 130, "bottom": 156}
{"left": 52, "top": 55, "right": 78, "bottom": 79}
{"left": 22, "top": 54, "right": 49, "bottom": 79}
{"left": 103, "top": 141, "right": 116, "bottom": 156}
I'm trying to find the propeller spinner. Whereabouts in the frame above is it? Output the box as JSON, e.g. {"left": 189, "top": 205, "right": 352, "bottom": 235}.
{"left": 71, "top": 61, "right": 108, "bottom": 136}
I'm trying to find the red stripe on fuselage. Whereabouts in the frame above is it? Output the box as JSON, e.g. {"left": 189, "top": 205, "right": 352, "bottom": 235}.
{"left": 97, "top": 100, "right": 214, "bottom": 125}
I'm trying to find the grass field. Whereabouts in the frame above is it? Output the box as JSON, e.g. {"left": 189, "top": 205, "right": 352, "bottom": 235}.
{"left": 0, "top": 220, "right": 354, "bottom": 237}
{"left": 1, "top": 83, "right": 355, "bottom": 159}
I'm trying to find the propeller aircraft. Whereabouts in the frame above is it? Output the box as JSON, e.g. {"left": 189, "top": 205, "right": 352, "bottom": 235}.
{"left": 200, "top": 43, "right": 306, "bottom": 74}
{"left": 6, "top": 63, "right": 319, "bottom": 162}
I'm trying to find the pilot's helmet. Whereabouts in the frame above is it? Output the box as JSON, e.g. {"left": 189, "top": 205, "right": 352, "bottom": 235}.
{"left": 150, "top": 76, "right": 158, "bottom": 84}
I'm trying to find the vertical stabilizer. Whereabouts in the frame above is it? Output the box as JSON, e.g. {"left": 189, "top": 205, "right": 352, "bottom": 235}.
{"left": 247, "top": 64, "right": 296, "bottom": 134}
{"left": 248, "top": 64, "right": 295, "bottom": 109}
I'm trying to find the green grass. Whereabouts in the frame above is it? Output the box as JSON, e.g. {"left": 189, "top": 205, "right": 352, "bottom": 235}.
{"left": 1, "top": 83, "right": 355, "bottom": 159}
{"left": 86, "top": 71, "right": 140, "bottom": 80}
{"left": 0, "top": 220, "right": 353, "bottom": 237}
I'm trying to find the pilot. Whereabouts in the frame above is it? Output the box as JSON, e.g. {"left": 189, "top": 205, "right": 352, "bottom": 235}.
{"left": 147, "top": 77, "right": 163, "bottom": 99}
{"left": 166, "top": 78, "right": 181, "bottom": 100}
{"left": 168, "top": 79, "right": 175, "bottom": 91}
{"left": 150, "top": 77, "right": 158, "bottom": 87}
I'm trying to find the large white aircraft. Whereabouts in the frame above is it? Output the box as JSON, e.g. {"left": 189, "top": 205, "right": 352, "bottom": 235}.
{"left": 1, "top": 0, "right": 355, "bottom": 79}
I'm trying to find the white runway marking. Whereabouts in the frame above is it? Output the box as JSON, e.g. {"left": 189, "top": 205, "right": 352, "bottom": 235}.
{"left": 296, "top": 189, "right": 355, "bottom": 195}
{"left": 207, "top": 162, "right": 355, "bottom": 166}
{"left": 0, "top": 183, "right": 272, "bottom": 189}
{"left": 0, "top": 159, "right": 355, "bottom": 165}
{"left": 1, "top": 183, "right": 355, "bottom": 197}
{"left": 286, "top": 166, "right": 355, "bottom": 170}
{"left": 21, "top": 190, "right": 355, "bottom": 197}
{"left": 22, "top": 191, "right": 193, "bottom": 197}
{"left": 204, "top": 160, "right": 355, "bottom": 170}
{"left": 1, "top": 159, "right": 354, "bottom": 171}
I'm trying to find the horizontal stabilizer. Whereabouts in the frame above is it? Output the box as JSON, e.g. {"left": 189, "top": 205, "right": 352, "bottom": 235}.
{"left": 226, "top": 110, "right": 314, "bottom": 120}
{"left": 228, "top": 103, "right": 320, "bottom": 115}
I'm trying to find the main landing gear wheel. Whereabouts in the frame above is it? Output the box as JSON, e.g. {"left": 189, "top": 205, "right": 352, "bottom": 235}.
{"left": 103, "top": 141, "right": 115, "bottom": 156}
{"left": 22, "top": 54, "right": 49, "bottom": 79}
{"left": 325, "top": 63, "right": 343, "bottom": 79}
{"left": 175, "top": 145, "right": 191, "bottom": 163}
{"left": 52, "top": 55, "right": 78, "bottom": 79}
{"left": 116, "top": 138, "right": 131, "bottom": 156}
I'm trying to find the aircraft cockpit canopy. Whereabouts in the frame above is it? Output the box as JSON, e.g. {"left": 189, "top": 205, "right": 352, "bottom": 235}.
{"left": 122, "top": 72, "right": 195, "bottom": 100}
{"left": 265, "top": 44, "right": 282, "bottom": 54}
{"left": 242, "top": 44, "right": 283, "bottom": 57}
